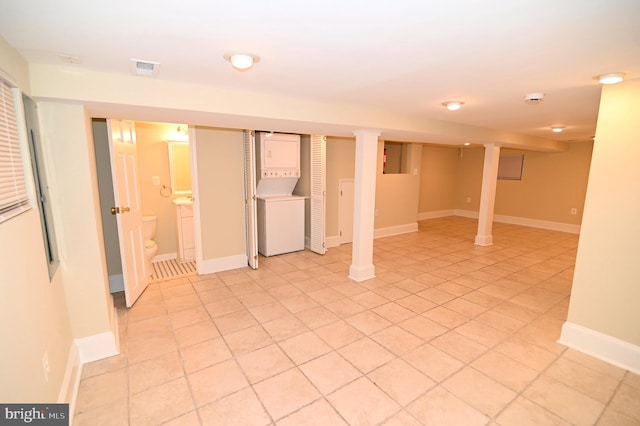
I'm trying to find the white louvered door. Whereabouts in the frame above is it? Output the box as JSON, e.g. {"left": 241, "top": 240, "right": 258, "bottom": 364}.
{"left": 310, "top": 135, "right": 326, "bottom": 254}
{"left": 244, "top": 130, "right": 259, "bottom": 269}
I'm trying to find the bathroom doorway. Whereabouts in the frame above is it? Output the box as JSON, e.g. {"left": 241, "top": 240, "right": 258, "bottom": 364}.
{"left": 92, "top": 119, "right": 197, "bottom": 295}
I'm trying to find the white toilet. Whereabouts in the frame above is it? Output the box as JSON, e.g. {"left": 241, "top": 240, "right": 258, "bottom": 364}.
{"left": 143, "top": 215, "right": 158, "bottom": 278}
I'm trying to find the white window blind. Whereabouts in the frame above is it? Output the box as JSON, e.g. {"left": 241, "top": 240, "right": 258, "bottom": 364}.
{"left": 0, "top": 80, "right": 30, "bottom": 222}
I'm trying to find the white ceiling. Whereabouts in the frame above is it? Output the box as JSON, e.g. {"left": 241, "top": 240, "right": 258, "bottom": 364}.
{"left": 1, "top": 0, "right": 639, "bottom": 147}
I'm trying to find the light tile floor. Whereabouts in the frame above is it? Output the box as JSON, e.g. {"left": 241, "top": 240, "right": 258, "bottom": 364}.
{"left": 74, "top": 217, "right": 640, "bottom": 425}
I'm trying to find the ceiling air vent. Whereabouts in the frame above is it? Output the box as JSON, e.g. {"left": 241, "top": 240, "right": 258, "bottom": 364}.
{"left": 130, "top": 59, "right": 160, "bottom": 77}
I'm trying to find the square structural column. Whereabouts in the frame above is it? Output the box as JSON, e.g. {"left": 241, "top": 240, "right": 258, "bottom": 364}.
{"left": 349, "top": 129, "right": 380, "bottom": 282}
{"left": 475, "top": 143, "right": 501, "bottom": 246}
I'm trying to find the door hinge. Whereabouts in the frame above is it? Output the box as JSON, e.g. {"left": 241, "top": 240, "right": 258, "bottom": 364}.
{"left": 340, "top": 190, "right": 343, "bottom": 196}
{"left": 339, "top": 230, "right": 342, "bottom": 236}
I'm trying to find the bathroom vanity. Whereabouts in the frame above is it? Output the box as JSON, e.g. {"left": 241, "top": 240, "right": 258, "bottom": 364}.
{"left": 173, "top": 197, "right": 195, "bottom": 262}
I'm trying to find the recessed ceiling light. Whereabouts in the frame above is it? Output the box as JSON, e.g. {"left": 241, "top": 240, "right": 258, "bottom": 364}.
{"left": 551, "top": 127, "right": 564, "bottom": 133}
{"left": 464, "top": 142, "right": 471, "bottom": 146}
{"left": 442, "top": 101, "right": 463, "bottom": 111}
{"left": 224, "top": 53, "right": 260, "bottom": 71}
{"left": 595, "top": 73, "right": 625, "bottom": 85}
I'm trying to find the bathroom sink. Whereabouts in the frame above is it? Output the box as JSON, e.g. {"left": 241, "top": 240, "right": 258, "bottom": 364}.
{"left": 172, "top": 196, "right": 193, "bottom": 206}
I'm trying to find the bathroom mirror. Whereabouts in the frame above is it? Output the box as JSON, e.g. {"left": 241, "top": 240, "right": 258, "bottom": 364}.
{"left": 168, "top": 142, "right": 192, "bottom": 195}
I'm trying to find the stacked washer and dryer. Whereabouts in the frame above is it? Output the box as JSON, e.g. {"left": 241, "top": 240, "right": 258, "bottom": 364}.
{"left": 254, "top": 132, "right": 306, "bottom": 257}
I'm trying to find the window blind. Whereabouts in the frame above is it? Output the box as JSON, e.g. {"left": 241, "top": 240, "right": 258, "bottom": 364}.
{"left": 0, "top": 80, "right": 30, "bottom": 222}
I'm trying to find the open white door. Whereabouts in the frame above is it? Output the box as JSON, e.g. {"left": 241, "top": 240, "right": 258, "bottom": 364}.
{"left": 107, "top": 119, "right": 148, "bottom": 307}
{"left": 244, "top": 130, "right": 259, "bottom": 269}
{"left": 310, "top": 135, "right": 326, "bottom": 254}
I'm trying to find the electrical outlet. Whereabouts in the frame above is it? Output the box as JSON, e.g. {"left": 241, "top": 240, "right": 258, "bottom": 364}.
{"left": 42, "top": 351, "right": 50, "bottom": 382}
{"left": 152, "top": 176, "right": 160, "bottom": 186}
{"left": 466, "top": 197, "right": 471, "bottom": 203}
{"left": 571, "top": 208, "right": 577, "bottom": 215}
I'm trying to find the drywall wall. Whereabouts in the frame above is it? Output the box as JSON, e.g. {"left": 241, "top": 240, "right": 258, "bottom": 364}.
{"left": 375, "top": 142, "right": 421, "bottom": 230}
{"left": 494, "top": 144, "right": 592, "bottom": 224}
{"left": 0, "top": 34, "right": 76, "bottom": 404}
{"left": 565, "top": 79, "right": 640, "bottom": 346}
{"left": 37, "top": 102, "right": 114, "bottom": 340}
{"left": 452, "top": 144, "right": 593, "bottom": 225}
{"left": 194, "top": 127, "right": 246, "bottom": 260}
{"left": 418, "top": 146, "right": 459, "bottom": 213}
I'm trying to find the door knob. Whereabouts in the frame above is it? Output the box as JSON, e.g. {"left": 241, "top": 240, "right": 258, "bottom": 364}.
{"left": 110, "top": 207, "right": 120, "bottom": 215}
{"left": 121, "top": 206, "right": 131, "bottom": 213}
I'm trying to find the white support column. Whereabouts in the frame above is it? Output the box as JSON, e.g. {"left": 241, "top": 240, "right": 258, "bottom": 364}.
{"left": 349, "top": 129, "right": 380, "bottom": 282}
{"left": 475, "top": 143, "right": 501, "bottom": 246}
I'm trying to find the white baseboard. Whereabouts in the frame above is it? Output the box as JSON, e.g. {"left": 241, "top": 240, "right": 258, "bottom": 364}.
{"left": 198, "top": 254, "right": 247, "bottom": 275}
{"left": 74, "top": 331, "right": 119, "bottom": 364}
{"left": 558, "top": 322, "right": 640, "bottom": 375}
{"left": 452, "top": 209, "right": 581, "bottom": 234}
{"left": 454, "top": 209, "right": 478, "bottom": 219}
{"left": 108, "top": 274, "right": 124, "bottom": 293}
{"left": 417, "top": 209, "right": 456, "bottom": 220}
{"left": 325, "top": 223, "right": 418, "bottom": 249}
{"left": 374, "top": 222, "right": 419, "bottom": 239}
{"left": 153, "top": 252, "right": 177, "bottom": 262}
{"left": 493, "top": 214, "right": 581, "bottom": 234}
{"left": 58, "top": 342, "right": 82, "bottom": 425}
{"left": 349, "top": 264, "right": 376, "bottom": 282}
{"left": 326, "top": 235, "right": 341, "bottom": 248}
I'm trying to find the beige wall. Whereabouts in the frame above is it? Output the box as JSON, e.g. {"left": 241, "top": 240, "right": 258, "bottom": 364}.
{"left": 0, "top": 44, "right": 75, "bottom": 402}
{"left": 419, "top": 146, "right": 459, "bottom": 212}
{"left": 453, "top": 147, "right": 484, "bottom": 211}
{"left": 326, "top": 137, "right": 356, "bottom": 237}
{"left": 38, "top": 102, "right": 114, "bottom": 339}
{"left": 443, "top": 143, "right": 593, "bottom": 225}
{"left": 375, "top": 142, "right": 422, "bottom": 229}
{"left": 136, "top": 121, "right": 190, "bottom": 257}
{"left": 194, "top": 127, "right": 246, "bottom": 259}
{"left": 567, "top": 79, "right": 640, "bottom": 345}
{"left": 494, "top": 144, "right": 592, "bottom": 224}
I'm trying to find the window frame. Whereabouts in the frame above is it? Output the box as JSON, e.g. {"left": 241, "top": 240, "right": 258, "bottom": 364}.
{"left": 0, "top": 78, "right": 31, "bottom": 223}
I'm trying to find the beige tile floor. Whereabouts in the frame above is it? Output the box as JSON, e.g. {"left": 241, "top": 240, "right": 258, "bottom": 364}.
{"left": 74, "top": 217, "right": 640, "bottom": 425}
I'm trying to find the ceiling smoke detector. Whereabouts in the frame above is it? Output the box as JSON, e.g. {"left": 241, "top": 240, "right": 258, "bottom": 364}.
{"left": 524, "top": 92, "right": 545, "bottom": 104}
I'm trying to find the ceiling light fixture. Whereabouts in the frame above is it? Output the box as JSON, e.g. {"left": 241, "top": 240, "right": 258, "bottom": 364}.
{"left": 595, "top": 73, "right": 625, "bottom": 85}
{"left": 551, "top": 127, "right": 564, "bottom": 133}
{"left": 442, "top": 101, "right": 464, "bottom": 111}
{"left": 168, "top": 125, "right": 189, "bottom": 141}
{"left": 464, "top": 142, "right": 471, "bottom": 146}
{"left": 224, "top": 53, "right": 259, "bottom": 71}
